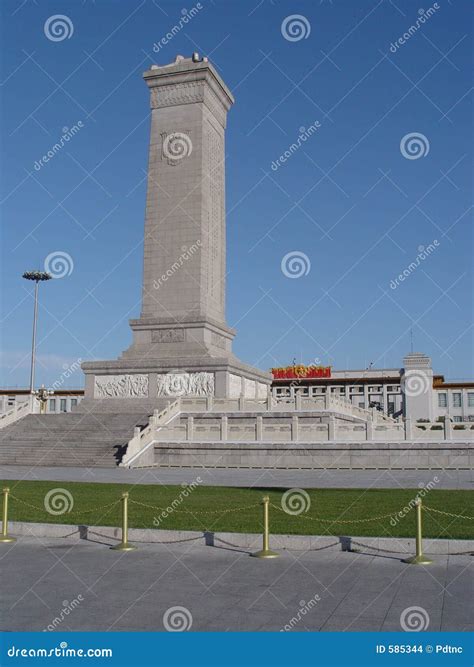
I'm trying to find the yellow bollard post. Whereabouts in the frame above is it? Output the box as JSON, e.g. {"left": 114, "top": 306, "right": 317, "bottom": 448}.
{"left": 404, "top": 497, "right": 432, "bottom": 565}
{"left": 111, "top": 492, "right": 136, "bottom": 551}
{"left": 250, "top": 496, "right": 279, "bottom": 559}
{"left": 0, "top": 487, "right": 16, "bottom": 543}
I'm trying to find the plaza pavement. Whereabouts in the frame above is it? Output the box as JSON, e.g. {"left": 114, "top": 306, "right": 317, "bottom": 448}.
{"left": 1, "top": 465, "right": 472, "bottom": 489}
{"left": 0, "top": 536, "right": 472, "bottom": 632}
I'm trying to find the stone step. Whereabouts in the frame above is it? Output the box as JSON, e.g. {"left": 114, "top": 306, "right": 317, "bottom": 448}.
{"left": 2, "top": 418, "right": 148, "bottom": 428}
{"left": 0, "top": 444, "right": 118, "bottom": 449}
{"left": 0, "top": 431, "right": 138, "bottom": 440}
{"left": 5, "top": 459, "right": 115, "bottom": 467}
{"left": 0, "top": 444, "right": 122, "bottom": 450}
{"left": 0, "top": 438, "right": 130, "bottom": 446}
{"left": 1, "top": 453, "right": 120, "bottom": 467}
{"left": 0, "top": 412, "right": 152, "bottom": 467}
{"left": 0, "top": 424, "right": 139, "bottom": 433}
{"left": 0, "top": 438, "right": 128, "bottom": 446}
{"left": 0, "top": 451, "right": 117, "bottom": 456}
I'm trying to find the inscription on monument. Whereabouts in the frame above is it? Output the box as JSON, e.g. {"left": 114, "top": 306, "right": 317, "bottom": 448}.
{"left": 205, "top": 121, "right": 224, "bottom": 314}
{"left": 94, "top": 374, "right": 149, "bottom": 399}
{"left": 152, "top": 329, "right": 185, "bottom": 343}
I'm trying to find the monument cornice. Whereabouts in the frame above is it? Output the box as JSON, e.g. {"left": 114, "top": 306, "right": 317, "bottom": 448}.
{"left": 144, "top": 61, "right": 234, "bottom": 113}
{"left": 147, "top": 80, "right": 228, "bottom": 127}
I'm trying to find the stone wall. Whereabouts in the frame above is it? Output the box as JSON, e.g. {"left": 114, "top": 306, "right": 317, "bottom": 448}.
{"left": 151, "top": 441, "right": 472, "bottom": 470}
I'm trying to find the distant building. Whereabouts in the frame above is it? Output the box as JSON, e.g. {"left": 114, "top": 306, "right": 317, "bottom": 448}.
{"left": 0, "top": 389, "right": 84, "bottom": 415}
{"left": 271, "top": 353, "right": 474, "bottom": 423}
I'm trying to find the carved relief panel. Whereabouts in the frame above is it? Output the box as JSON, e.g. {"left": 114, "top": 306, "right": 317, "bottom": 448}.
{"left": 94, "top": 374, "right": 149, "bottom": 399}
{"left": 156, "top": 372, "right": 215, "bottom": 397}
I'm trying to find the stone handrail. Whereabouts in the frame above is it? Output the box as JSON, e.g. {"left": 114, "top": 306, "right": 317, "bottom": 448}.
{"left": 326, "top": 394, "right": 395, "bottom": 423}
{"left": 155, "top": 415, "right": 471, "bottom": 444}
{"left": 407, "top": 418, "right": 474, "bottom": 441}
{"left": 121, "top": 397, "right": 182, "bottom": 467}
{"left": 0, "top": 400, "right": 31, "bottom": 429}
{"left": 146, "top": 394, "right": 396, "bottom": 424}
{"left": 274, "top": 393, "right": 396, "bottom": 423}
{"left": 180, "top": 397, "right": 269, "bottom": 412}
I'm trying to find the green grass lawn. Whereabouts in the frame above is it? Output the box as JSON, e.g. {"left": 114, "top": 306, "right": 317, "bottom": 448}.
{"left": 2, "top": 480, "right": 473, "bottom": 539}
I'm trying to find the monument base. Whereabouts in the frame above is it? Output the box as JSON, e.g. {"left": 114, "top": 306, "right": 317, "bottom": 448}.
{"left": 122, "top": 316, "right": 236, "bottom": 360}
{"left": 81, "top": 356, "right": 271, "bottom": 403}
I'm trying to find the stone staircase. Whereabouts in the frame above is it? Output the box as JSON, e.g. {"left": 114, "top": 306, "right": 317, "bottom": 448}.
{"left": 0, "top": 410, "right": 153, "bottom": 467}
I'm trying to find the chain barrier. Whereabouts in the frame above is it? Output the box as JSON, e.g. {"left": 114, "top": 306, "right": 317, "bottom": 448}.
{"left": 6, "top": 494, "right": 474, "bottom": 524}
{"left": 281, "top": 541, "right": 341, "bottom": 552}
{"left": 128, "top": 498, "right": 260, "bottom": 515}
{"left": 9, "top": 494, "right": 120, "bottom": 516}
{"left": 2, "top": 489, "right": 472, "bottom": 560}
{"left": 423, "top": 506, "right": 474, "bottom": 521}
{"left": 350, "top": 540, "right": 410, "bottom": 555}
{"left": 6, "top": 493, "right": 474, "bottom": 524}
{"left": 349, "top": 540, "right": 473, "bottom": 557}
{"left": 270, "top": 503, "right": 396, "bottom": 524}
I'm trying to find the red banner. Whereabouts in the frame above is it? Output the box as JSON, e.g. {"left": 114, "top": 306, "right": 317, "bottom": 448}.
{"left": 271, "top": 365, "right": 331, "bottom": 379}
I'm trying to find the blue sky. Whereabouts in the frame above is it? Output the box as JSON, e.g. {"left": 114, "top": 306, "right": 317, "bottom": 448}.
{"left": 1, "top": 0, "right": 472, "bottom": 388}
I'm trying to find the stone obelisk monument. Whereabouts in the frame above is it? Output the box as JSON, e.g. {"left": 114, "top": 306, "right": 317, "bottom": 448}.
{"left": 82, "top": 55, "right": 270, "bottom": 404}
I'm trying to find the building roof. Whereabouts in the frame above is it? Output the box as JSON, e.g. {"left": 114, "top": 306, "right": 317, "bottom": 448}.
{"left": 0, "top": 389, "right": 84, "bottom": 395}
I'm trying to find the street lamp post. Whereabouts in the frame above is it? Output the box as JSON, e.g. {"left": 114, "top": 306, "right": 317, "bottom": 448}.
{"left": 22, "top": 270, "right": 52, "bottom": 394}
{"left": 32, "top": 385, "right": 54, "bottom": 414}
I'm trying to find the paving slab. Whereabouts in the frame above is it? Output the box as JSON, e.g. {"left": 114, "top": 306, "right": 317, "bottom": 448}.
{"left": 0, "top": 537, "right": 471, "bottom": 632}
{"left": 1, "top": 465, "right": 472, "bottom": 489}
